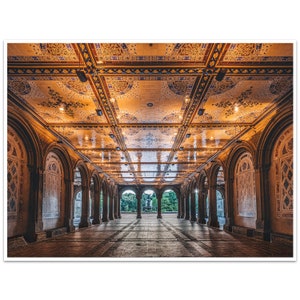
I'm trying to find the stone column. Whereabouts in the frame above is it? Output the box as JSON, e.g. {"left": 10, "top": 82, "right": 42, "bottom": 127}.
{"left": 92, "top": 188, "right": 101, "bottom": 225}
{"left": 255, "top": 166, "right": 270, "bottom": 241}
{"left": 197, "top": 188, "right": 206, "bottom": 224}
{"left": 207, "top": 184, "right": 219, "bottom": 228}
{"left": 224, "top": 177, "right": 233, "bottom": 232}
{"left": 27, "top": 166, "right": 43, "bottom": 242}
{"left": 34, "top": 167, "right": 49, "bottom": 241}
{"left": 184, "top": 192, "right": 190, "bottom": 220}
{"left": 180, "top": 193, "right": 185, "bottom": 218}
{"left": 114, "top": 188, "right": 118, "bottom": 219}
{"left": 109, "top": 188, "right": 114, "bottom": 221}
{"left": 136, "top": 191, "right": 142, "bottom": 219}
{"left": 102, "top": 188, "right": 109, "bottom": 222}
{"left": 117, "top": 190, "right": 122, "bottom": 219}
{"left": 79, "top": 184, "right": 91, "bottom": 228}
{"left": 177, "top": 192, "right": 181, "bottom": 218}
{"left": 157, "top": 191, "right": 162, "bottom": 219}
{"left": 190, "top": 190, "right": 197, "bottom": 222}
{"left": 65, "top": 178, "right": 76, "bottom": 232}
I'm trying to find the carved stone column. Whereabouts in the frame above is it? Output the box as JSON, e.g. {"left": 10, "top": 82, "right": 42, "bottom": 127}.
{"left": 224, "top": 177, "right": 233, "bottom": 232}
{"left": 136, "top": 190, "right": 142, "bottom": 219}
{"left": 114, "top": 188, "right": 118, "bottom": 219}
{"left": 197, "top": 188, "right": 206, "bottom": 224}
{"left": 92, "top": 188, "right": 101, "bottom": 225}
{"left": 109, "top": 187, "right": 114, "bottom": 221}
{"left": 157, "top": 190, "right": 162, "bottom": 219}
{"left": 102, "top": 188, "right": 109, "bottom": 222}
{"left": 64, "top": 178, "right": 76, "bottom": 232}
{"left": 255, "top": 165, "right": 270, "bottom": 240}
{"left": 190, "top": 191, "right": 197, "bottom": 222}
{"left": 207, "top": 184, "right": 219, "bottom": 228}
{"left": 117, "top": 190, "right": 122, "bottom": 219}
{"left": 184, "top": 192, "right": 190, "bottom": 220}
{"left": 27, "top": 166, "right": 43, "bottom": 242}
{"left": 177, "top": 192, "right": 181, "bottom": 218}
{"left": 79, "top": 184, "right": 91, "bottom": 228}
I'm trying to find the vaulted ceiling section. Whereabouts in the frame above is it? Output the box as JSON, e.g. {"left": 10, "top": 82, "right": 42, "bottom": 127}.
{"left": 7, "top": 42, "right": 293, "bottom": 186}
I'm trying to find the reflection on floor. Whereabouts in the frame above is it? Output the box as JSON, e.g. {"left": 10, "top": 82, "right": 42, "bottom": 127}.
{"left": 7, "top": 214, "right": 293, "bottom": 259}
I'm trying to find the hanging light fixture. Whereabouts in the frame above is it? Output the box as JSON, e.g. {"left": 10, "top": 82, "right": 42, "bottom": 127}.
{"left": 96, "top": 109, "right": 103, "bottom": 116}
{"left": 198, "top": 108, "right": 205, "bottom": 116}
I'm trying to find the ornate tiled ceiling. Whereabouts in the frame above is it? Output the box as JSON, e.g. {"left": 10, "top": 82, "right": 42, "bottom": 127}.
{"left": 7, "top": 42, "right": 293, "bottom": 186}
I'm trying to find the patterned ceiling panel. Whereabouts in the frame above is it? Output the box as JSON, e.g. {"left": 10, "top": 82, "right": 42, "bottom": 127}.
{"left": 91, "top": 43, "right": 211, "bottom": 63}
{"left": 7, "top": 43, "right": 78, "bottom": 62}
{"left": 7, "top": 42, "right": 293, "bottom": 186}
{"left": 8, "top": 76, "right": 107, "bottom": 124}
{"left": 105, "top": 77, "right": 196, "bottom": 124}
{"left": 192, "top": 76, "right": 293, "bottom": 123}
{"left": 221, "top": 43, "right": 293, "bottom": 63}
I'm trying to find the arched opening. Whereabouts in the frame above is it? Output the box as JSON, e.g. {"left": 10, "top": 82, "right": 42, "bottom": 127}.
{"left": 120, "top": 190, "right": 137, "bottom": 213}
{"left": 73, "top": 167, "right": 82, "bottom": 228}
{"left": 234, "top": 152, "right": 257, "bottom": 229}
{"left": 42, "top": 151, "right": 64, "bottom": 231}
{"left": 142, "top": 189, "right": 157, "bottom": 213}
{"left": 162, "top": 189, "right": 178, "bottom": 214}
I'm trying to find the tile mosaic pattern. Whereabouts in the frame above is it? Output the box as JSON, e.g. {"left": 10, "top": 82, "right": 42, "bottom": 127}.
{"left": 7, "top": 43, "right": 293, "bottom": 186}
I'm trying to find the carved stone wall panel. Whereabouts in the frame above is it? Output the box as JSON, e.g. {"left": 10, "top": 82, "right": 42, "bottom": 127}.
{"left": 269, "top": 125, "right": 293, "bottom": 235}
{"left": 7, "top": 126, "right": 29, "bottom": 237}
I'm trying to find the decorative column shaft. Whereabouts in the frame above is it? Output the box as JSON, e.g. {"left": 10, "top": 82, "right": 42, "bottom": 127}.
{"left": 190, "top": 191, "right": 197, "bottom": 222}
{"left": 79, "top": 184, "right": 91, "bottom": 228}
{"left": 197, "top": 188, "right": 207, "bottom": 224}
{"left": 92, "top": 188, "right": 101, "bottom": 225}
{"left": 65, "top": 178, "right": 76, "bottom": 232}
{"left": 207, "top": 185, "right": 219, "bottom": 228}
{"left": 109, "top": 189, "right": 114, "bottom": 221}
{"left": 184, "top": 193, "right": 190, "bottom": 220}
{"left": 114, "top": 188, "right": 118, "bottom": 219}
{"left": 157, "top": 191, "right": 162, "bottom": 219}
{"left": 136, "top": 191, "right": 142, "bottom": 219}
{"left": 102, "top": 188, "right": 109, "bottom": 222}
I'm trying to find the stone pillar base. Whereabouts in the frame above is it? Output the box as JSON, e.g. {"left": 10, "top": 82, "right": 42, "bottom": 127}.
{"left": 79, "top": 220, "right": 91, "bottom": 228}
{"left": 190, "top": 216, "right": 197, "bottom": 222}
{"left": 157, "top": 214, "right": 162, "bottom": 219}
{"left": 207, "top": 219, "right": 219, "bottom": 228}
{"left": 197, "top": 218, "right": 206, "bottom": 224}
{"left": 92, "top": 218, "right": 101, "bottom": 225}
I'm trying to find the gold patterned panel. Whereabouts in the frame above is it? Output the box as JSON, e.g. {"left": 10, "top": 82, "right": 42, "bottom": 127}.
{"left": 7, "top": 43, "right": 78, "bottom": 62}
{"left": 222, "top": 43, "right": 293, "bottom": 63}
{"left": 194, "top": 79, "right": 289, "bottom": 124}
{"left": 8, "top": 77, "right": 107, "bottom": 124}
{"left": 92, "top": 43, "right": 209, "bottom": 62}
